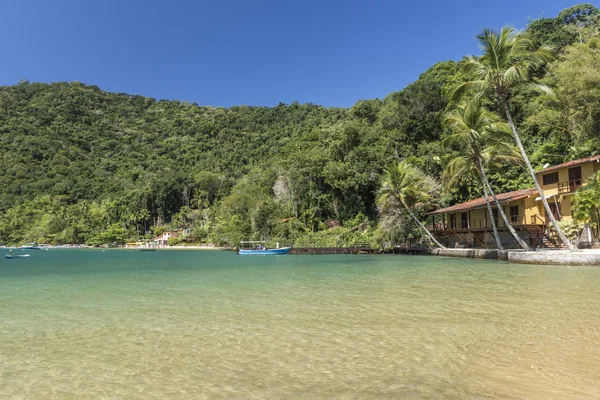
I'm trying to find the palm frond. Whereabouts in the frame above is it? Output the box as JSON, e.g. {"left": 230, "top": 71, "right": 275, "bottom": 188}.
{"left": 450, "top": 79, "right": 485, "bottom": 102}
{"left": 457, "top": 25, "right": 555, "bottom": 98}
{"left": 518, "top": 81, "right": 553, "bottom": 95}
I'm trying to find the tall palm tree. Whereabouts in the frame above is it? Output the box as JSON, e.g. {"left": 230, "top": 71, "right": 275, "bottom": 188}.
{"left": 137, "top": 209, "right": 150, "bottom": 234}
{"left": 442, "top": 97, "right": 532, "bottom": 250}
{"left": 377, "top": 160, "right": 446, "bottom": 249}
{"left": 454, "top": 27, "right": 577, "bottom": 251}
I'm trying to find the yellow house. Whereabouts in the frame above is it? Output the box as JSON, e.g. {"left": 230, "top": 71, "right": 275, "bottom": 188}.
{"left": 428, "top": 155, "right": 600, "bottom": 248}
{"left": 535, "top": 154, "right": 600, "bottom": 223}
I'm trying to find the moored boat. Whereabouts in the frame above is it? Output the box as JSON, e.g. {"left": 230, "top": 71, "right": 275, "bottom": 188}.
{"left": 20, "top": 243, "right": 41, "bottom": 250}
{"left": 238, "top": 241, "right": 291, "bottom": 255}
{"left": 5, "top": 253, "right": 31, "bottom": 259}
{"left": 238, "top": 247, "right": 291, "bottom": 255}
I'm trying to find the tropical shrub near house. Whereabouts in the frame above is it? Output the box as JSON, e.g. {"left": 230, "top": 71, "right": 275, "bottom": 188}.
{"left": 573, "top": 171, "right": 600, "bottom": 241}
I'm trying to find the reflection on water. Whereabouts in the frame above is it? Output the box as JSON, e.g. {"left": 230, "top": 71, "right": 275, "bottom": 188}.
{"left": 1, "top": 251, "right": 599, "bottom": 399}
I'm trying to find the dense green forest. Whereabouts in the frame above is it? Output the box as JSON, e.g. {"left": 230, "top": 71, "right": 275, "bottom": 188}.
{"left": 1, "top": 4, "right": 599, "bottom": 247}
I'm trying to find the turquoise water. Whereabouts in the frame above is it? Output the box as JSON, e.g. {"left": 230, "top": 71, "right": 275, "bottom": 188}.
{"left": 1, "top": 250, "right": 599, "bottom": 399}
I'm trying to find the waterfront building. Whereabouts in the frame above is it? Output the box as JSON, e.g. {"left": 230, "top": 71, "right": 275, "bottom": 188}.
{"left": 428, "top": 155, "right": 600, "bottom": 248}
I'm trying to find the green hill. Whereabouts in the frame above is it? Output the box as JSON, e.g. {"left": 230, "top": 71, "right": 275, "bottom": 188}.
{"left": 1, "top": 4, "right": 598, "bottom": 246}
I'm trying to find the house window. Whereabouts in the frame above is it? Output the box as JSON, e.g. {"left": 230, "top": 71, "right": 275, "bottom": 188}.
{"left": 492, "top": 209, "right": 499, "bottom": 227}
{"left": 510, "top": 206, "right": 519, "bottom": 224}
{"left": 542, "top": 172, "right": 559, "bottom": 185}
{"left": 461, "top": 212, "right": 468, "bottom": 229}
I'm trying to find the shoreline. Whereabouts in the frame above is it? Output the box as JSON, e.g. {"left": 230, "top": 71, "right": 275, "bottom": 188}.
{"left": 427, "top": 248, "right": 600, "bottom": 266}
{"left": 20, "top": 246, "right": 228, "bottom": 251}
{"left": 10, "top": 245, "right": 600, "bottom": 265}
{"left": 158, "top": 245, "right": 226, "bottom": 250}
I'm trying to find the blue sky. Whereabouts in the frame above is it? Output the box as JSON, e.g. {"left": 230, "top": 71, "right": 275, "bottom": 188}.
{"left": 0, "top": 0, "right": 579, "bottom": 107}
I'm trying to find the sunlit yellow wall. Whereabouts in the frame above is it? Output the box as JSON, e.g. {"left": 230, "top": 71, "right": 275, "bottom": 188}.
{"left": 469, "top": 208, "right": 485, "bottom": 229}
{"left": 536, "top": 161, "right": 598, "bottom": 222}
{"left": 537, "top": 162, "right": 596, "bottom": 195}
{"left": 582, "top": 162, "right": 595, "bottom": 184}
{"left": 523, "top": 196, "right": 541, "bottom": 225}
{"left": 561, "top": 196, "right": 574, "bottom": 220}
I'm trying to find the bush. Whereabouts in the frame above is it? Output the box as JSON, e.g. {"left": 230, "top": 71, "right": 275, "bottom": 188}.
{"left": 167, "top": 236, "right": 182, "bottom": 246}
{"left": 557, "top": 220, "right": 582, "bottom": 241}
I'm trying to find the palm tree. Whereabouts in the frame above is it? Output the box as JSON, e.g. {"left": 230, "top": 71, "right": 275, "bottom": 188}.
{"left": 454, "top": 27, "right": 577, "bottom": 251}
{"left": 442, "top": 97, "right": 532, "bottom": 250}
{"left": 137, "top": 209, "right": 150, "bottom": 234}
{"left": 127, "top": 212, "right": 138, "bottom": 232}
{"left": 377, "top": 160, "right": 446, "bottom": 249}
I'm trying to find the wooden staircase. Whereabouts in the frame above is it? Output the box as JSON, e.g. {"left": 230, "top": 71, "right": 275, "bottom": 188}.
{"left": 541, "top": 234, "right": 563, "bottom": 248}
{"left": 522, "top": 224, "right": 564, "bottom": 248}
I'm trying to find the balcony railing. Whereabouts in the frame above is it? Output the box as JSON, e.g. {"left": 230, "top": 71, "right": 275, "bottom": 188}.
{"left": 530, "top": 214, "right": 545, "bottom": 225}
{"left": 557, "top": 179, "right": 582, "bottom": 194}
{"left": 471, "top": 219, "right": 485, "bottom": 229}
{"left": 429, "top": 214, "right": 545, "bottom": 232}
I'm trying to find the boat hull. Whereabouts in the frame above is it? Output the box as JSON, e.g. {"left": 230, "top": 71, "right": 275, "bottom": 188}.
{"left": 5, "top": 254, "right": 30, "bottom": 259}
{"left": 238, "top": 247, "right": 291, "bottom": 255}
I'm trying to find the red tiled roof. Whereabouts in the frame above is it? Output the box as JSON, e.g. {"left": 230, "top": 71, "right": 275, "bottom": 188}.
{"left": 536, "top": 154, "right": 600, "bottom": 175}
{"left": 427, "top": 188, "right": 538, "bottom": 215}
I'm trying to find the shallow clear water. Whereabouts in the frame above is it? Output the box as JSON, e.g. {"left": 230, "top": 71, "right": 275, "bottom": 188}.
{"left": 1, "top": 250, "right": 599, "bottom": 399}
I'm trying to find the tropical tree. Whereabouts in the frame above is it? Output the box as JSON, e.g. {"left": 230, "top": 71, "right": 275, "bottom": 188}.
{"left": 377, "top": 160, "right": 446, "bottom": 248}
{"left": 572, "top": 171, "right": 600, "bottom": 241}
{"left": 127, "top": 212, "right": 139, "bottom": 235}
{"left": 454, "top": 26, "right": 577, "bottom": 250}
{"left": 137, "top": 209, "right": 150, "bottom": 234}
{"left": 442, "top": 97, "right": 532, "bottom": 250}
{"left": 527, "top": 38, "right": 600, "bottom": 155}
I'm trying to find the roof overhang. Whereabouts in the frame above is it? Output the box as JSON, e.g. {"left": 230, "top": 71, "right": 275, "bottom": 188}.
{"left": 427, "top": 194, "right": 532, "bottom": 215}
{"left": 535, "top": 155, "right": 600, "bottom": 175}
{"left": 534, "top": 194, "right": 559, "bottom": 201}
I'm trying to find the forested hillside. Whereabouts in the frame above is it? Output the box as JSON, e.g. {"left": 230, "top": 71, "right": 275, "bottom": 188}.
{"left": 1, "top": 4, "right": 599, "bottom": 246}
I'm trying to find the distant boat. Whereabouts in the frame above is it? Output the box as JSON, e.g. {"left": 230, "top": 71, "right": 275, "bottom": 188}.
{"left": 238, "top": 247, "right": 291, "bottom": 255}
{"left": 5, "top": 253, "right": 30, "bottom": 259}
{"left": 238, "top": 241, "right": 291, "bottom": 255}
{"left": 20, "top": 243, "right": 41, "bottom": 250}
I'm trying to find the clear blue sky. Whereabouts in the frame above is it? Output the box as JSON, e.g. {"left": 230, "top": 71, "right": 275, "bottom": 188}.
{"left": 0, "top": 0, "right": 579, "bottom": 107}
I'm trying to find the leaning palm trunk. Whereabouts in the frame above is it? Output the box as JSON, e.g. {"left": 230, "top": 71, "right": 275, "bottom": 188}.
{"left": 481, "top": 180, "right": 504, "bottom": 250}
{"left": 484, "top": 179, "right": 533, "bottom": 251}
{"left": 501, "top": 102, "right": 577, "bottom": 251}
{"left": 473, "top": 153, "right": 503, "bottom": 249}
{"left": 476, "top": 156, "right": 532, "bottom": 250}
{"left": 402, "top": 201, "right": 447, "bottom": 249}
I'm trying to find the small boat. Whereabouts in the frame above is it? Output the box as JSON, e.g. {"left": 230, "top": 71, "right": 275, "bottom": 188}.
{"left": 238, "top": 241, "right": 291, "bottom": 255}
{"left": 5, "top": 253, "right": 31, "bottom": 259}
{"left": 20, "top": 243, "right": 41, "bottom": 250}
{"left": 238, "top": 247, "right": 291, "bottom": 255}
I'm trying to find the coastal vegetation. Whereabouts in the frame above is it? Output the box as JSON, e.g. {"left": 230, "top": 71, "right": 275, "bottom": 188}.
{"left": 441, "top": 97, "right": 526, "bottom": 250}
{"left": 0, "top": 4, "right": 599, "bottom": 248}
{"left": 573, "top": 171, "right": 600, "bottom": 240}
{"left": 377, "top": 161, "right": 446, "bottom": 249}
{"left": 452, "top": 26, "right": 575, "bottom": 249}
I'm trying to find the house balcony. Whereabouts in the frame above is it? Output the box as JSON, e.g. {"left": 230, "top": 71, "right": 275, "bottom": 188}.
{"left": 557, "top": 179, "right": 583, "bottom": 194}
{"left": 428, "top": 214, "right": 545, "bottom": 233}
